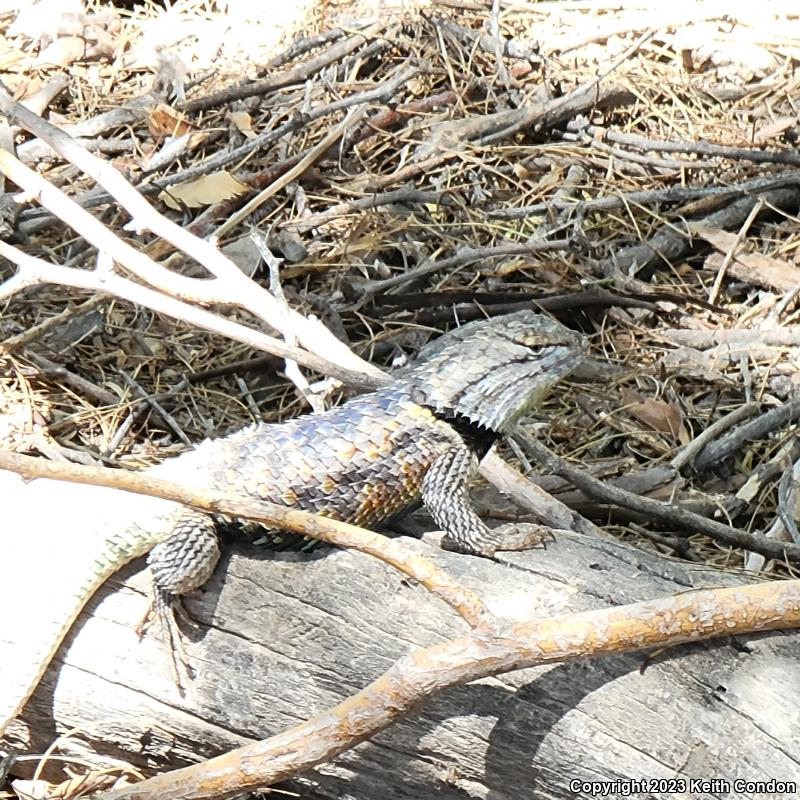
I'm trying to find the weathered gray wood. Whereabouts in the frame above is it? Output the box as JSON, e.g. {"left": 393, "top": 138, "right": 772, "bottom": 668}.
{"left": 6, "top": 529, "right": 800, "bottom": 800}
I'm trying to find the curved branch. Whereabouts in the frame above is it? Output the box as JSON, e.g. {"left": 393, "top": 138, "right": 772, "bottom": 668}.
{"left": 96, "top": 579, "right": 800, "bottom": 800}
{"left": 0, "top": 450, "right": 491, "bottom": 632}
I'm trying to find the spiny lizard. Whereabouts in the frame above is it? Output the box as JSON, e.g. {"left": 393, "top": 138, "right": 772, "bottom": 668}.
{"left": 0, "top": 311, "right": 586, "bottom": 739}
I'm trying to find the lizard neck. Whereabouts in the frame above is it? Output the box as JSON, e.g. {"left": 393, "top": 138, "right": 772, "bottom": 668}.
{"left": 433, "top": 410, "right": 499, "bottom": 459}
{"left": 396, "top": 381, "right": 498, "bottom": 458}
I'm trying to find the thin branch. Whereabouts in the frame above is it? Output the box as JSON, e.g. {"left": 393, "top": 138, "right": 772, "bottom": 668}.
{"left": 570, "top": 121, "right": 800, "bottom": 168}
{"left": 692, "top": 399, "right": 800, "bottom": 474}
{"left": 592, "top": 187, "right": 800, "bottom": 278}
{"left": 0, "top": 86, "right": 381, "bottom": 379}
{"left": 486, "top": 170, "right": 800, "bottom": 220}
{"left": 0, "top": 449, "right": 492, "bottom": 632}
{"left": 512, "top": 428, "right": 800, "bottom": 563}
{"left": 0, "top": 294, "right": 106, "bottom": 353}
{"left": 364, "top": 82, "right": 633, "bottom": 191}
{"left": 213, "top": 103, "right": 372, "bottom": 238}
{"left": 283, "top": 186, "right": 459, "bottom": 234}
{"left": 0, "top": 242, "right": 385, "bottom": 391}
{"left": 0, "top": 149, "right": 224, "bottom": 304}
{"left": 671, "top": 402, "right": 760, "bottom": 471}
{"left": 479, "top": 450, "right": 608, "bottom": 540}
{"left": 354, "top": 241, "right": 574, "bottom": 295}
{"left": 707, "top": 197, "right": 764, "bottom": 304}
{"left": 476, "top": 29, "right": 652, "bottom": 147}
{"left": 183, "top": 27, "right": 385, "bottom": 113}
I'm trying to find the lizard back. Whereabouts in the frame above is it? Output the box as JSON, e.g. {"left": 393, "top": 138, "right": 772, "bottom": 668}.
{"left": 186, "top": 383, "right": 469, "bottom": 529}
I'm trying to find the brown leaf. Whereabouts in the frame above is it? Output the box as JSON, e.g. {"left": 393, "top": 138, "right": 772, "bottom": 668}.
{"left": 148, "top": 103, "right": 198, "bottom": 140}
{"left": 512, "top": 163, "right": 531, "bottom": 179}
{"left": 230, "top": 110, "right": 256, "bottom": 139}
{"left": 620, "top": 389, "right": 687, "bottom": 442}
{"left": 703, "top": 251, "right": 800, "bottom": 293}
{"left": 159, "top": 171, "right": 248, "bottom": 210}
{"left": 689, "top": 223, "right": 800, "bottom": 293}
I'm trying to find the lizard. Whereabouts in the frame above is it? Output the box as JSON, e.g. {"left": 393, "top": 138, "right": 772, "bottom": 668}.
{"left": 0, "top": 310, "right": 586, "bottom": 740}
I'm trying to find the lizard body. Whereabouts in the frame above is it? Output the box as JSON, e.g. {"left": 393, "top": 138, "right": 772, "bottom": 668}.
{"left": 0, "top": 311, "right": 585, "bottom": 739}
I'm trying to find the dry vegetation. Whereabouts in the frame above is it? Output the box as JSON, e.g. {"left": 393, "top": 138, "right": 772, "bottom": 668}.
{"left": 2, "top": 0, "right": 799, "bottom": 570}
{"left": 1, "top": 0, "right": 800, "bottom": 796}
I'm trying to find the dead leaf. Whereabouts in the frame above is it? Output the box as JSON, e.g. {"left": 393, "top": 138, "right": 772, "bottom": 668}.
{"left": 621, "top": 388, "right": 687, "bottom": 442}
{"left": 704, "top": 251, "right": 800, "bottom": 293}
{"left": 406, "top": 77, "right": 426, "bottom": 95}
{"left": 512, "top": 163, "right": 531, "bottom": 180}
{"left": 230, "top": 110, "right": 256, "bottom": 139}
{"left": 159, "top": 171, "right": 248, "bottom": 210}
{"left": 687, "top": 223, "right": 744, "bottom": 253}
{"left": 689, "top": 223, "right": 800, "bottom": 293}
{"left": 148, "top": 103, "right": 198, "bottom": 140}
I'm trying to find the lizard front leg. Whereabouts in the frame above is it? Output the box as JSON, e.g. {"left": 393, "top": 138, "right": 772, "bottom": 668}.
{"left": 421, "top": 444, "right": 552, "bottom": 557}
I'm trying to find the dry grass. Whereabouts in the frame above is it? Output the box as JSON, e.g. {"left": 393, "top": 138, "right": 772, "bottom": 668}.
{"left": 1, "top": 0, "right": 799, "bottom": 575}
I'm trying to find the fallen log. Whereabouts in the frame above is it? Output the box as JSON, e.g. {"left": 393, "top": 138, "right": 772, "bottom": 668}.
{"left": 4, "top": 505, "right": 799, "bottom": 799}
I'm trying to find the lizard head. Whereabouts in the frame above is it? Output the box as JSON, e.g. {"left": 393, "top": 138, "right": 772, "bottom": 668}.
{"left": 411, "top": 311, "right": 587, "bottom": 433}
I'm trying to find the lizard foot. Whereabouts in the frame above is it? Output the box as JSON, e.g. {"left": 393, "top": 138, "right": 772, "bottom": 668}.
{"left": 134, "top": 592, "right": 201, "bottom": 638}
{"left": 135, "top": 591, "right": 199, "bottom": 693}
{"left": 441, "top": 522, "right": 556, "bottom": 558}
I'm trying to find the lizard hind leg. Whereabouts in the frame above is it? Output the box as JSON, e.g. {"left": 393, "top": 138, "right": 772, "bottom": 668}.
{"left": 145, "top": 507, "right": 220, "bottom": 688}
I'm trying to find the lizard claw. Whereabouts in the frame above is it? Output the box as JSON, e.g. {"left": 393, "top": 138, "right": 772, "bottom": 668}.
{"left": 133, "top": 593, "right": 192, "bottom": 692}
{"left": 134, "top": 590, "right": 200, "bottom": 694}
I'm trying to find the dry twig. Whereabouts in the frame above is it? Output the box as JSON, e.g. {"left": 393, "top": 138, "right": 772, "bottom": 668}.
{"left": 512, "top": 428, "right": 800, "bottom": 563}
{"left": 0, "top": 450, "right": 491, "bottom": 631}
